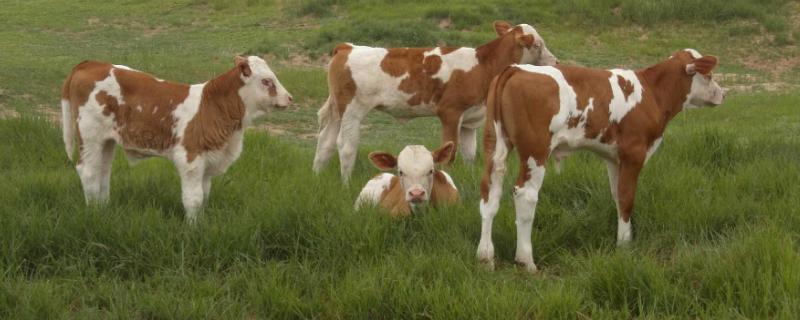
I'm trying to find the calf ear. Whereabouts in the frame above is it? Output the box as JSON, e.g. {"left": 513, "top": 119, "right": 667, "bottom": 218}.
{"left": 514, "top": 30, "right": 535, "bottom": 48}
{"left": 686, "top": 55, "right": 718, "bottom": 75}
{"left": 494, "top": 20, "right": 513, "bottom": 36}
{"left": 235, "top": 55, "right": 252, "bottom": 77}
{"left": 693, "top": 55, "right": 718, "bottom": 75}
{"left": 368, "top": 152, "right": 397, "bottom": 170}
{"left": 432, "top": 141, "right": 455, "bottom": 164}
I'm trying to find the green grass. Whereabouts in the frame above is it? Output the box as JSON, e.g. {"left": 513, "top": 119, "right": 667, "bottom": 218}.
{"left": 1, "top": 0, "right": 800, "bottom": 318}
{"left": 1, "top": 93, "right": 799, "bottom": 318}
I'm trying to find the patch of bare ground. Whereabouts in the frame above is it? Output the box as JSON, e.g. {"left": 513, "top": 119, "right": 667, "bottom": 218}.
{"left": 252, "top": 122, "right": 317, "bottom": 140}
{"left": 288, "top": 52, "right": 329, "bottom": 68}
{"left": 0, "top": 104, "right": 20, "bottom": 119}
{"left": 34, "top": 105, "right": 60, "bottom": 123}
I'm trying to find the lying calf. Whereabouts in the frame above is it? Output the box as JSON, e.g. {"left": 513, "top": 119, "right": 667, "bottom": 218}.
{"left": 61, "top": 56, "right": 293, "bottom": 222}
{"left": 355, "top": 142, "right": 459, "bottom": 216}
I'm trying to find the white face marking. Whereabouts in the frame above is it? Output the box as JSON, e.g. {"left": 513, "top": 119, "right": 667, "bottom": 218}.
{"left": 607, "top": 69, "right": 644, "bottom": 123}
{"left": 238, "top": 56, "right": 293, "bottom": 119}
{"left": 684, "top": 73, "right": 724, "bottom": 108}
{"left": 423, "top": 47, "right": 479, "bottom": 83}
{"left": 684, "top": 48, "right": 702, "bottom": 59}
{"left": 517, "top": 24, "right": 557, "bottom": 66}
{"left": 396, "top": 145, "right": 436, "bottom": 203}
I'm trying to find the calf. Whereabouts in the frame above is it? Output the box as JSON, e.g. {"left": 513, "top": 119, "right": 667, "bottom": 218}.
{"left": 355, "top": 142, "right": 459, "bottom": 216}
{"left": 313, "top": 21, "right": 558, "bottom": 183}
{"left": 61, "top": 56, "right": 293, "bottom": 222}
{"left": 477, "top": 49, "right": 724, "bottom": 272}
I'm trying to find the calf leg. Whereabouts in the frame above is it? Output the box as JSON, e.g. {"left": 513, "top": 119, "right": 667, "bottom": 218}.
{"left": 177, "top": 161, "right": 206, "bottom": 224}
{"left": 615, "top": 153, "right": 645, "bottom": 245}
{"left": 606, "top": 161, "right": 626, "bottom": 245}
{"left": 438, "top": 109, "right": 463, "bottom": 165}
{"left": 77, "top": 141, "right": 109, "bottom": 204}
{"left": 477, "top": 122, "right": 510, "bottom": 270}
{"left": 513, "top": 152, "right": 547, "bottom": 273}
{"left": 459, "top": 127, "right": 478, "bottom": 163}
{"left": 336, "top": 104, "right": 369, "bottom": 184}
{"left": 313, "top": 97, "right": 341, "bottom": 173}
{"left": 202, "top": 174, "right": 212, "bottom": 206}
{"left": 458, "top": 106, "right": 485, "bottom": 163}
{"left": 97, "top": 140, "right": 116, "bottom": 203}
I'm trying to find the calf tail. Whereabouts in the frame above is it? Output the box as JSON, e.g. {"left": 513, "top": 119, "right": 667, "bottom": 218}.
{"left": 317, "top": 95, "right": 335, "bottom": 128}
{"left": 480, "top": 66, "right": 517, "bottom": 201}
{"left": 61, "top": 72, "right": 76, "bottom": 162}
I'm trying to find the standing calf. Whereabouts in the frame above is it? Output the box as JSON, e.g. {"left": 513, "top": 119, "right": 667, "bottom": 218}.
{"left": 313, "top": 21, "right": 558, "bottom": 183}
{"left": 61, "top": 56, "right": 293, "bottom": 222}
{"left": 478, "top": 49, "right": 724, "bottom": 272}
{"left": 355, "top": 142, "right": 459, "bottom": 216}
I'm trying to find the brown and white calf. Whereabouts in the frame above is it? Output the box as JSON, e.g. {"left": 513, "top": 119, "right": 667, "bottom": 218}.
{"left": 355, "top": 142, "right": 459, "bottom": 216}
{"left": 477, "top": 49, "right": 724, "bottom": 272}
{"left": 61, "top": 56, "right": 293, "bottom": 222}
{"left": 313, "top": 21, "right": 558, "bottom": 183}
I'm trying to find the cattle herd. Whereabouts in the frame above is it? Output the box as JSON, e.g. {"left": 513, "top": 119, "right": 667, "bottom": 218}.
{"left": 60, "top": 21, "right": 724, "bottom": 271}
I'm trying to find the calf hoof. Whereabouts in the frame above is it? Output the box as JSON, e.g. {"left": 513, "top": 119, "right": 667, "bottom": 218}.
{"left": 616, "top": 239, "right": 632, "bottom": 247}
{"left": 515, "top": 260, "right": 539, "bottom": 274}
{"left": 478, "top": 258, "right": 495, "bottom": 271}
{"left": 476, "top": 243, "right": 495, "bottom": 270}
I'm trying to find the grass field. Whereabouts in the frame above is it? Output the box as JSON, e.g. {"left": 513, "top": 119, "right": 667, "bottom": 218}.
{"left": 1, "top": 0, "right": 799, "bottom": 318}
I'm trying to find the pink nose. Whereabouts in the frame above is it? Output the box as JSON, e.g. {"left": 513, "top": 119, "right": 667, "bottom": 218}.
{"left": 408, "top": 189, "right": 425, "bottom": 201}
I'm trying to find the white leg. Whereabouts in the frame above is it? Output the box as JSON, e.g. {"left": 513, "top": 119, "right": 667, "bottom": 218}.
{"left": 607, "top": 161, "right": 631, "bottom": 245}
{"left": 313, "top": 97, "right": 341, "bottom": 173}
{"left": 202, "top": 174, "right": 212, "bottom": 206}
{"left": 513, "top": 161, "right": 546, "bottom": 273}
{"left": 336, "top": 104, "right": 368, "bottom": 184}
{"left": 76, "top": 142, "right": 106, "bottom": 204}
{"left": 178, "top": 162, "right": 205, "bottom": 224}
{"left": 476, "top": 123, "right": 509, "bottom": 270}
{"left": 459, "top": 127, "right": 478, "bottom": 162}
{"left": 459, "top": 105, "right": 485, "bottom": 163}
{"left": 98, "top": 140, "right": 115, "bottom": 203}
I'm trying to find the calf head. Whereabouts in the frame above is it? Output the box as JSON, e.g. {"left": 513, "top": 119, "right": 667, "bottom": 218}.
{"left": 493, "top": 20, "right": 558, "bottom": 66}
{"left": 369, "top": 142, "right": 455, "bottom": 204}
{"left": 678, "top": 49, "right": 725, "bottom": 108}
{"left": 235, "top": 55, "right": 293, "bottom": 112}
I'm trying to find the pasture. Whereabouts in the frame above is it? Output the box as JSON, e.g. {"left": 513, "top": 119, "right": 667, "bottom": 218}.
{"left": 1, "top": 0, "right": 799, "bottom": 318}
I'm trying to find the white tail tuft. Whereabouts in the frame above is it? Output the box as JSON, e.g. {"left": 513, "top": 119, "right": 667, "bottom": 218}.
{"left": 317, "top": 95, "right": 334, "bottom": 128}
{"left": 61, "top": 99, "right": 74, "bottom": 161}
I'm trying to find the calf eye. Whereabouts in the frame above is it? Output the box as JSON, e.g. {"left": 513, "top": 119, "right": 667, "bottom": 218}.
{"left": 398, "top": 171, "right": 404, "bottom": 177}
{"left": 428, "top": 169, "right": 434, "bottom": 175}
{"left": 261, "top": 79, "right": 274, "bottom": 88}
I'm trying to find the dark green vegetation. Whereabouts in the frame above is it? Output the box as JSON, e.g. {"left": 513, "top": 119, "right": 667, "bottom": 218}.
{"left": 1, "top": 0, "right": 799, "bottom": 318}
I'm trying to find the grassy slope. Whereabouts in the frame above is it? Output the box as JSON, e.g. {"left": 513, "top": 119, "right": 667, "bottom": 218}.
{"left": 1, "top": 0, "right": 799, "bottom": 318}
